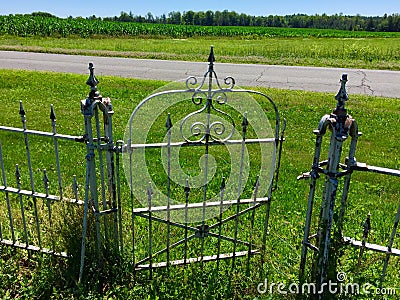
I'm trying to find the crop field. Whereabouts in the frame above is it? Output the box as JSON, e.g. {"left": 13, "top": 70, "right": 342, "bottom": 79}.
{"left": 0, "top": 70, "right": 399, "bottom": 299}
{"left": 2, "top": 15, "right": 400, "bottom": 38}
{"left": 1, "top": 14, "right": 400, "bottom": 70}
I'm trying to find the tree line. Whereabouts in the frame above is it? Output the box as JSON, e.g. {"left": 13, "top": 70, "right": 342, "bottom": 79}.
{"left": 31, "top": 10, "right": 400, "bottom": 32}
{"left": 101, "top": 10, "right": 400, "bottom": 32}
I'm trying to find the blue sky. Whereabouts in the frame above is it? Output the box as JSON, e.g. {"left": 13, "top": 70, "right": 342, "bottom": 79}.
{"left": 1, "top": 0, "right": 399, "bottom": 18}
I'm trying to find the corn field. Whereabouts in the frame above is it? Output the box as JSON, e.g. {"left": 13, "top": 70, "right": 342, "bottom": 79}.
{"left": 1, "top": 15, "right": 400, "bottom": 38}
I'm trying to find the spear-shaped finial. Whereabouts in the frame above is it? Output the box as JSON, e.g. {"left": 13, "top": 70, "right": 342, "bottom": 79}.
{"left": 220, "top": 176, "right": 226, "bottom": 191}
{"left": 19, "top": 101, "right": 27, "bottom": 129}
{"left": 15, "top": 164, "right": 21, "bottom": 185}
{"left": 86, "top": 63, "right": 100, "bottom": 99}
{"left": 208, "top": 46, "right": 215, "bottom": 72}
{"left": 242, "top": 113, "right": 249, "bottom": 134}
{"left": 43, "top": 169, "right": 49, "bottom": 196}
{"left": 165, "top": 113, "right": 172, "bottom": 130}
{"left": 184, "top": 179, "right": 190, "bottom": 198}
{"left": 50, "top": 104, "right": 56, "bottom": 121}
{"left": 334, "top": 74, "right": 349, "bottom": 113}
{"left": 19, "top": 101, "right": 25, "bottom": 116}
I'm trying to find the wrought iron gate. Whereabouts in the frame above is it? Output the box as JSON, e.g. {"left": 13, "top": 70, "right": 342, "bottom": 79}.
{"left": 123, "top": 47, "right": 285, "bottom": 276}
{"left": 0, "top": 101, "right": 84, "bottom": 257}
{"left": 0, "top": 48, "right": 285, "bottom": 281}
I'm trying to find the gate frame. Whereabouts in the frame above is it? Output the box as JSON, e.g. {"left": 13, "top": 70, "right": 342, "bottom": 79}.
{"left": 124, "top": 46, "right": 286, "bottom": 275}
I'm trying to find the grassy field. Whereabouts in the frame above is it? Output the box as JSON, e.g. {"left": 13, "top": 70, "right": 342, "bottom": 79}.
{"left": 1, "top": 34, "right": 400, "bottom": 71}
{"left": 1, "top": 15, "right": 400, "bottom": 70}
{"left": 0, "top": 69, "right": 399, "bottom": 299}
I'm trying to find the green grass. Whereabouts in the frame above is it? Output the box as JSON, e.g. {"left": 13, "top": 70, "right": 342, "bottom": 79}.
{"left": 2, "top": 14, "right": 400, "bottom": 70}
{"left": 0, "top": 70, "right": 399, "bottom": 299}
{"left": 1, "top": 34, "right": 400, "bottom": 70}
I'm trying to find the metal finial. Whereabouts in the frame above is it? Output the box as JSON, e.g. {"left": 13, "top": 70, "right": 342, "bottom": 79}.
{"left": 208, "top": 46, "right": 215, "bottom": 72}
{"left": 363, "top": 213, "right": 371, "bottom": 234}
{"left": 184, "top": 179, "right": 190, "bottom": 196}
{"left": 15, "top": 164, "right": 21, "bottom": 183}
{"left": 253, "top": 175, "right": 260, "bottom": 190}
{"left": 73, "top": 175, "right": 79, "bottom": 201}
{"left": 147, "top": 183, "right": 153, "bottom": 206}
{"left": 86, "top": 63, "right": 100, "bottom": 98}
{"left": 334, "top": 74, "right": 349, "bottom": 111}
{"left": 165, "top": 113, "right": 172, "bottom": 130}
{"left": 208, "top": 46, "right": 215, "bottom": 63}
{"left": 43, "top": 169, "right": 49, "bottom": 195}
{"left": 220, "top": 177, "right": 226, "bottom": 191}
{"left": 50, "top": 104, "right": 56, "bottom": 121}
{"left": 19, "top": 101, "right": 25, "bottom": 116}
{"left": 242, "top": 113, "right": 249, "bottom": 134}
{"left": 43, "top": 169, "right": 49, "bottom": 182}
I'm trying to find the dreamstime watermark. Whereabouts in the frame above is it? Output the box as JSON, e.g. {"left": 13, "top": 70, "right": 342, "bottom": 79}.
{"left": 257, "top": 272, "right": 397, "bottom": 296}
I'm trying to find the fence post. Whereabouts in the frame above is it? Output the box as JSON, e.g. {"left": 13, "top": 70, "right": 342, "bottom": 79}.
{"left": 314, "top": 75, "right": 352, "bottom": 288}
{"left": 299, "top": 74, "right": 360, "bottom": 297}
{"left": 79, "top": 63, "right": 120, "bottom": 283}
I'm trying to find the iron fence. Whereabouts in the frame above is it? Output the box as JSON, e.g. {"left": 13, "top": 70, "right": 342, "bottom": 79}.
{"left": 0, "top": 48, "right": 398, "bottom": 299}
{"left": 0, "top": 101, "right": 84, "bottom": 257}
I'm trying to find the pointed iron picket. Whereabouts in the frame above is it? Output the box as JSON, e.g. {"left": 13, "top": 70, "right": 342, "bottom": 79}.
{"left": 0, "top": 142, "right": 15, "bottom": 244}
{"left": 50, "top": 104, "right": 64, "bottom": 200}
{"left": 20, "top": 101, "right": 42, "bottom": 249}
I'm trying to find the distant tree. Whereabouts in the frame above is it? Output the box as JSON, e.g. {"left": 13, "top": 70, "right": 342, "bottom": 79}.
{"left": 146, "top": 12, "right": 154, "bottom": 23}
{"left": 95, "top": 9, "right": 400, "bottom": 32}
{"left": 31, "top": 11, "right": 56, "bottom": 18}
{"left": 182, "top": 10, "right": 195, "bottom": 25}
{"left": 193, "top": 11, "right": 205, "bottom": 25}
{"left": 394, "top": 14, "right": 400, "bottom": 31}
{"left": 87, "top": 15, "right": 101, "bottom": 21}
{"left": 118, "top": 11, "right": 134, "bottom": 22}
{"left": 168, "top": 11, "right": 181, "bottom": 24}
{"left": 238, "top": 13, "right": 250, "bottom": 26}
{"left": 204, "top": 10, "right": 214, "bottom": 26}
{"left": 221, "top": 10, "right": 231, "bottom": 26}
{"left": 214, "top": 11, "right": 222, "bottom": 26}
